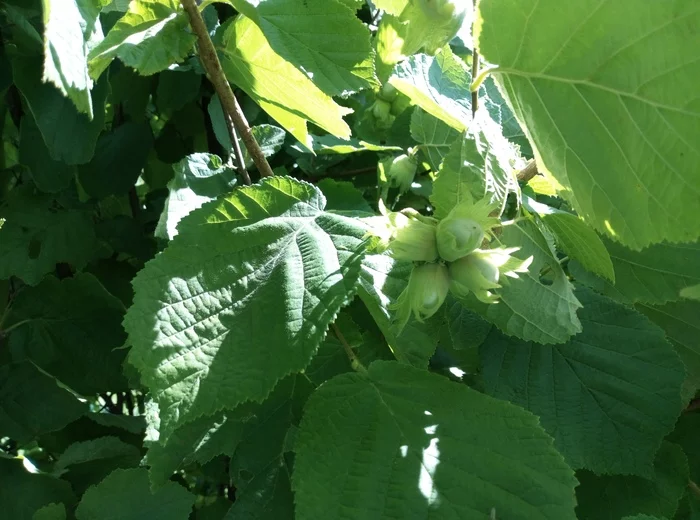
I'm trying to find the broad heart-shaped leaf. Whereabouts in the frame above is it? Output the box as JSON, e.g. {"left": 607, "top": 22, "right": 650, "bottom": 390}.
{"left": 481, "top": 288, "right": 685, "bottom": 476}
{"left": 216, "top": 16, "right": 352, "bottom": 146}
{"left": 88, "top": 0, "right": 196, "bottom": 79}
{"left": 5, "top": 274, "right": 129, "bottom": 395}
{"left": 293, "top": 360, "right": 578, "bottom": 520}
{"left": 0, "top": 457, "right": 76, "bottom": 520}
{"left": 389, "top": 48, "right": 472, "bottom": 131}
{"left": 78, "top": 122, "right": 154, "bottom": 198}
{"left": 476, "top": 0, "right": 700, "bottom": 249}
{"left": 575, "top": 442, "right": 688, "bottom": 520}
{"left": 0, "top": 362, "right": 87, "bottom": 445}
{"left": 229, "top": 0, "right": 377, "bottom": 96}
{"left": 12, "top": 55, "right": 108, "bottom": 165}
{"left": 0, "top": 187, "right": 102, "bottom": 285}
{"left": 19, "top": 112, "right": 75, "bottom": 194}
{"left": 637, "top": 300, "right": 700, "bottom": 403}
{"left": 42, "top": 0, "right": 102, "bottom": 117}
{"left": 430, "top": 109, "right": 521, "bottom": 219}
{"left": 410, "top": 108, "right": 460, "bottom": 171}
{"left": 124, "top": 177, "right": 367, "bottom": 439}
{"left": 571, "top": 239, "right": 700, "bottom": 305}
{"left": 357, "top": 254, "right": 441, "bottom": 368}
{"left": 459, "top": 220, "right": 582, "bottom": 344}
{"left": 154, "top": 153, "right": 237, "bottom": 240}
{"left": 540, "top": 209, "right": 615, "bottom": 282}
{"left": 75, "top": 468, "right": 195, "bottom": 520}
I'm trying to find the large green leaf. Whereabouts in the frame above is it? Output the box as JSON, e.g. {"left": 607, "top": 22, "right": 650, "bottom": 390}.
{"left": 430, "top": 110, "right": 520, "bottom": 219}
{"left": 216, "top": 16, "right": 352, "bottom": 146}
{"left": 357, "top": 254, "right": 441, "bottom": 368}
{"left": 75, "top": 468, "right": 195, "bottom": 520}
{"left": 41, "top": 0, "right": 102, "bottom": 117}
{"left": 155, "top": 153, "right": 237, "bottom": 240}
{"left": 477, "top": 0, "right": 700, "bottom": 249}
{"left": 0, "top": 187, "right": 102, "bottom": 285}
{"left": 0, "top": 362, "right": 86, "bottom": 444}
{"left": 0, "top": 457, "right": 75, "bottom": 520}
{"left": 575, "top": 443, "right": 688, "bottom": 520}
{"left": 458, "top": 220, "right": 582, "bottom": 344}
{"left": 481, "top": 288, "right": 685, "bottom": 476}
{"left": 5, "top": 274, "right": 128, "bottom": 395}
{"left": 19, "top": 112, "right": 76, "bottom": 194}
{"left": 572, "top": 239, "right": 700, "bottom": 305}
{"left": 637, "top": 300, "right": 700, "bottom": 403}
{"left": 293, "top": 360, "right": 578, "bottom": 520}
{"left": 78, "top": 122, "right": 154, "bottom": 198}
{"left": 13, "top": 55, "right": 108, "bottom": 165}
{"left": 410, "top": 108, "right": 460, "bottom": 171}
{"left": 230, "top": 0, "right": 377, "bottom": 96}
{"left": 88, "top": 0, "right": 196, "bottom": 78}
{"left": 389, "top": 49, "right": 472, "bottom": 131}
{"left": 124, "top": 177, "right": 367, "bottom": 438}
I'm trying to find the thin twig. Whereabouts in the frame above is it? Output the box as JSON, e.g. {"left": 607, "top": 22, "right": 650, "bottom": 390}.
{"left": 180, "top": 0, "right": 274, "bottom": 181}
{"left": 470, "top": 0, "right": 479, "bottom": 118}
{"left": 332, "top": 323, "right": 366, "bottom": 372}
{"left": 516, "top": 159, "right": 538, "bottom": 183}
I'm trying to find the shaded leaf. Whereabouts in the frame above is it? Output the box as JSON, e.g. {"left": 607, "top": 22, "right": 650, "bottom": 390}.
{"left": 482, "top": 288, "right": 685, "bottom": 476}
{"left": 294, "top": 360, "right": 578, "bottom": 520}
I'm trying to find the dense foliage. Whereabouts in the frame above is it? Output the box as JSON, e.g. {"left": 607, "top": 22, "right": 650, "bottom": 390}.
{"left": 1, "top": 0, "right": 699, "bottom": 519}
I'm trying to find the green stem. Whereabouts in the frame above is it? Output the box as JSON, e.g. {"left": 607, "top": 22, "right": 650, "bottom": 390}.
{"left": 0, "top": 318, "right": 30, "bottom": 338}
{"left": 470, "top": 0, "right": 480, "bottom": 118}
{"left": 180, "top": 0, "right": 273, "bottom": 182}
{"left": 470, "top": 65, "right": 499, "bottom": 93}
{"left": 332, "top": 323, "right": 366, "bottom": 373}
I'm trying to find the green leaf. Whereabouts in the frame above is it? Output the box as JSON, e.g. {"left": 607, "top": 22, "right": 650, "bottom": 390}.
{"left": 622, "top": 516, "right": 669, "bottom": 520}
{"left": 316, "top": 179, "right": 373, "bottom": 215}
{"left": 372, "top": 0, "right": 407, "bottom": 16}
{"left": 145, "top": 410, "right": 247, "bottom": 488}
{"left": 230, "top": 0, "right": 377, "bottom": 96}
{"left": 19, "top": 112, "right": 76, "bottom": 194}
{"left": 410, "top": 107, "right": 460, "bottom": 171}
{"left": 75, "top": 468, "right": 195, "bottom": 520}
{"left": 225, "top": 374, "right": 313, "bottom": 520}
{"left": 155, "top": 68, "right": 202, "bottom": 115}
{"left": 575, "top": 443, "right": 688, "bottom": 520}
{"left": 481, "top": 288, "right": 685, "bottom": 476}
{"left": 53, "top": 436, "right": 142, "bottom": 494}
{"left": 442, "top": 295, "right": 491, "bottom": 351}
{"left": 5, "top": 274, "right": 129, "bottom": 395}
{"left": 482, "top": 76, "right": 533, "bottom": 157}
{"left": 637, "top": 299, "right": 700, "bottom": 403}
{"left": 155, "top": 153, "right": 237, "bottom": 240}
{"left": 124, "top": 177, "right": 367, "bottom": 438}
{"left": 0, "top": 187, "right": 102, "bottom": 285}
{"left": 33, "top": 503, "right": 67, "bottom": 520}
{"left": 459, "top": 220, "right": 582, "bottom": 344}
{"left": 12, "top": 56, "right": 109, "bottom": 165}
{"left": 358, "top": 254, "right": 441, "bottom": 368}
{"left": 41, "top": 0, "right": 102, "bottom": 117}
{"left": 0, "top": 457, "right": 75, "bottom": 520}
{"left": 0, "top": 362, "right": 87, "bottom": 444}
{"left": 216, "top": 16, "right": 352, "bottom": 146}
{"left": 476, "top": 0, "right": 700, "bottom": 249}
{"left": 430, "top": 110, "right": 520, "bottom": 219}
{"left": 78, "top": 122, "right": 154, "bottom": 198}
{"left": 573, "top": 239, "right": 700, "bottom": 305}
{"left": 540, "top": 210, "right": 615, "bottom": 282}
{"left": 88, "top": 0, "right": 196, "bottom": 78}
{"left": 294, "top": 360, "right": 578, "bottom": 520}
{"left": 305, "top": 134, "right": 402, "bottom": 155}
{"left": 389, "top": 48, "right": 472, "bottom": 131}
